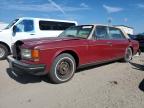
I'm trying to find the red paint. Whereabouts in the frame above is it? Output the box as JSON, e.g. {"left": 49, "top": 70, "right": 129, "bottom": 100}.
{"left": 21, "top": 36, "right": 139, "bottom": 73}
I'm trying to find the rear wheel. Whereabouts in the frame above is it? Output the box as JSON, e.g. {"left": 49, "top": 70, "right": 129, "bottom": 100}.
{"left": 49, "top": 53, "right": 76, "bottom": 84}
{"left": 0, "top": 44, "right": 9, "bottom": 60}
{"left": 123, "top": 47, "right": 133, "bottom": 62}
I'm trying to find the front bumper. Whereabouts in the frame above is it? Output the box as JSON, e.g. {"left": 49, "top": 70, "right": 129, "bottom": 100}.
{"left": 7, "top": 55, "right": 46, "bottom": 76}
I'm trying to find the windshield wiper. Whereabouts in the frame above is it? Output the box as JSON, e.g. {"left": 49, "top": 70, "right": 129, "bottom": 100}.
{"left": 59, "top": 35, "right": 87, "bottom": 39}
{"left": 76, "top": 36, "right": 87, "bottom": 39}
{"left": 58, "top": 34, "right": 75, "bottom": 38}
{"left": 66, "top": 35, "right": 76, "bottom": 38}
{"left": 67, "top": 35, "right": 87, "bottom": 39}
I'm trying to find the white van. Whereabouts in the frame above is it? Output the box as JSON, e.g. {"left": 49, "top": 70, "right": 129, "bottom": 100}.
{"left": 0, "top": 17, "right": 78, "bottom": 59}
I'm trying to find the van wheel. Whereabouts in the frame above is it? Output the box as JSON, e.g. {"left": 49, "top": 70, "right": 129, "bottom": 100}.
{"left": 123, "top": 47, "right": 133, "bottom": 62}
{"left": 0, "top": 44, "right": 9, "bottom": 60}
{"left": 49, "top": 53, "right": 76, "bottom": 84}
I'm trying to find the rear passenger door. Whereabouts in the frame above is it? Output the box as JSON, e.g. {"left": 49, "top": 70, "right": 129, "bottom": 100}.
{"left": 108, "top": 27, "right": 129, "bottom": 58}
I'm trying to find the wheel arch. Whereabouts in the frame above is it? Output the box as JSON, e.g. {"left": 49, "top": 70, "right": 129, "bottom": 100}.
{"left": 56, "top": 50, "right": 79, "bottom": 68}
{"left": 129, "top": 46, "right": 134, "bottom": 55}
{"left": 0, "top": 41, "right": 11, "bottom": 54}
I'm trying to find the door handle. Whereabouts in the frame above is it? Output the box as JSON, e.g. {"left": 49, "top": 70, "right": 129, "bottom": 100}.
{"left": 30, "top": 34, "right": 35, "bottom": 35}
{"left": 107, "top": 42, "right": 112, "bottom": 44}
{"left": 107, "top": 42, "right": 112, "bottom": 46}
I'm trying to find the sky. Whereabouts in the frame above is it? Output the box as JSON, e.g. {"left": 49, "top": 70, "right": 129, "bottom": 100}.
{"left": 0, "top": 0, "right": 144, "bottom": 33}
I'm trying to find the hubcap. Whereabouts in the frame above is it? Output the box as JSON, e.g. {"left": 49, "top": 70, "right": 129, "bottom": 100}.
{"left": 55, "top": 58, "right": 74, "bottom": 81}
{"left": 125, "top": 48, "right": 132, "bottom": 61}
{"left": 0, "top": 47, "right": 5, "bottom": 58}
{"left": 58, "top": 61, "right": 70, "bottom": 75}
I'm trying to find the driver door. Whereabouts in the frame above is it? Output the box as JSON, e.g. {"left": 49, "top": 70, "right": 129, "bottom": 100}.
{"left": 12, "top": 19, "right": 35, "bottom": 44}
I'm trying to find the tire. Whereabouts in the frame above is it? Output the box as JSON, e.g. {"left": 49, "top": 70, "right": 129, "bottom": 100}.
{"left": 0, "top": 44, "right": 9, "bottom": 60}
{"left": 49, "top": 53, "right": 76, "bottom": 84}
{"left": 123, "top": 47, "right": 133, "bottom": 62}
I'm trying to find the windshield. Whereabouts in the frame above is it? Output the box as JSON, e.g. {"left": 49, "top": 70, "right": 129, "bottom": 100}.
{"left": 4, "top": 19, "right": 19, "bottom": 29}
{"left": 58, "top": 25, "right": 93, "bottom": 39}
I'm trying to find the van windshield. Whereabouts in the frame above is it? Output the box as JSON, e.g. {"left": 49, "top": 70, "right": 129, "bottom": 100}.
{"left": 4, "top": 19, "right": 19, "bottom": 29}
{"left": 59, "top": 25, "right": 93, "bottom": 39}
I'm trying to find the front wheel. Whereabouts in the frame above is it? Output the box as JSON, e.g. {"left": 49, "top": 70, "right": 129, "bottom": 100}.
{"left": 0, "top": 44, "right": 9, "bottom": 60}
{"left": 49, "top": 53, "right": 76, "bottom": 84}
{"left": 123, "top": 47, "right": 133, "bottom": 62}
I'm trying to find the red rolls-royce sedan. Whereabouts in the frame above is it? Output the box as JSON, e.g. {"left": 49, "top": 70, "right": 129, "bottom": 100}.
{"left": 7, "top": 25, "right": 139, "bottom": 83}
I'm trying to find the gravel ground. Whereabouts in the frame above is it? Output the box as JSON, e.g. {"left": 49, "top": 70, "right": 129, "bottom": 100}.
{"left": 0, "top": 54, "right": 144, "bottom": 108}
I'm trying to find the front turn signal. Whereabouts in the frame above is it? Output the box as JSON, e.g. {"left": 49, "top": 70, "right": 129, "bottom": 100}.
{"left": 32, "top": 49, "right": 39, "bottom": 61}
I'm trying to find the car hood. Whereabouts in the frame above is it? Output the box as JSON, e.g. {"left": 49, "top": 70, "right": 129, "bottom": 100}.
{"left": 21, "top": 37, "right": 83, "bottom": 47}
{"left": 0, "top": 29, "right": 11, "bottom": 37}
{"left": 0, "top": 29, "right": 8, "bottom": 33}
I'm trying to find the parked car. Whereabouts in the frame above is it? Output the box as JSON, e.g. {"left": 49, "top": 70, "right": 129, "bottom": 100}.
{"left": 0, "top": 17, "right": 77, "bottom": 60}
{"left": 129, "top": 34, "right": 144, "bottom": 51}
{"left": 7, "top": 24, "right": 139, "bottom": 83}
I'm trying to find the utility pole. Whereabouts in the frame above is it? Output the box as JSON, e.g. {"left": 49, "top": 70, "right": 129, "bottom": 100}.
{"left": 108, "top": 17, "right": 112, "bottom": 26}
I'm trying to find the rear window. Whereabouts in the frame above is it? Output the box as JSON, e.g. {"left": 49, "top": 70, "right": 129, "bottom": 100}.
{"left": 39, "top": 21, "right": 76, "bottom": 30}
{"left": 109, "top": 27, "right": 125, "bottom": 39}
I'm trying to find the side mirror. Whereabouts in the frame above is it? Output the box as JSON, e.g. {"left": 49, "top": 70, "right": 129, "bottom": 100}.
{"left": 12, "top": 25, "right": 17, "bottom": 36}
{"left": 13, "top": 25, "right": 17, "bottom": 33}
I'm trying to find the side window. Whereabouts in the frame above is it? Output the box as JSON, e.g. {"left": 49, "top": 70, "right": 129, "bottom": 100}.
{"left": 39, "top": 21, "right": 52, "bottom": 30}
{"left": 16, "top": 20, "right": 34, "bottom": 32}
{"left": 60, "top": 22, "right": 75, "bottom": 30}
{"left": 95, "top": 26, "right": 109, "bottom": 40}
{"left": 39, "top": 21, "right": 75, "bottom": 30}
{"left": 15, "top": 21, "right": 24, "bottom": 32}
{"left": 109, "top": 27, "right": 125, "bottom": 40}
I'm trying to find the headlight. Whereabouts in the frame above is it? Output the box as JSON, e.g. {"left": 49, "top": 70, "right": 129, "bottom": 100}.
{"left": 21, "top": 49, "right": 31, "bottom": 59}
{"left": 21, "top": 48, "right": 40, "bottom": 61}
